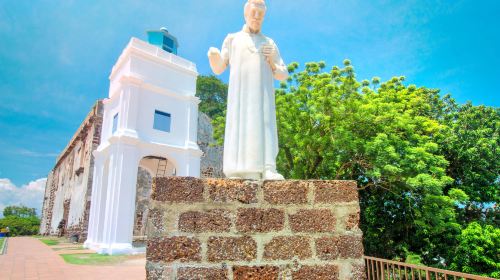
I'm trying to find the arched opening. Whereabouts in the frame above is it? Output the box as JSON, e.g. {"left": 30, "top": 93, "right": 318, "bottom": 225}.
{"left": 132, "top": 155, "right": 176, "bottom": 247}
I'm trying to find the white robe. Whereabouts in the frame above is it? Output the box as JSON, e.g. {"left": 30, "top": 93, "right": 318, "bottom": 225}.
{"left": 220, "top": 27, "right": 288, "bottom": 177}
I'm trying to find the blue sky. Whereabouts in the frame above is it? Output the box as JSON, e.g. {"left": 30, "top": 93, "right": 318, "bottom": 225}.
{"left": 0, "top": 0, "right": 499, "bottom": 191}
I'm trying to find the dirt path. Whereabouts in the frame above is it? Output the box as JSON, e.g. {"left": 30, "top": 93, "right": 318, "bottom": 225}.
{"left": 0, "top": 237, "right": 145, "bottom": 280}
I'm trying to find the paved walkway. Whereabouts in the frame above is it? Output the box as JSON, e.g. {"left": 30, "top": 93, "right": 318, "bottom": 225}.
{"left": 0, "top": 237, "right": 145, "bottom": 280}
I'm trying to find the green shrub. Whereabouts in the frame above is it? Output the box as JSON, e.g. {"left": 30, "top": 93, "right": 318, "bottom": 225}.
{"left": 0, "top": 216, "right": 40, "bottom": 236}
{"left": 450, "top": 222, "right": 500, "bottom": 278}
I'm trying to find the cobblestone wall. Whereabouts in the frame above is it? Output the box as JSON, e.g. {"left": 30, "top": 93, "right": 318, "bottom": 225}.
{"left": 146, "top": 177, "right": 365, "bottom": 280}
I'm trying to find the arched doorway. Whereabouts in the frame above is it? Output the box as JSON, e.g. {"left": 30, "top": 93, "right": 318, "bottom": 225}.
{"left": 132, "top": 156, "right": 176, "bottom": 247}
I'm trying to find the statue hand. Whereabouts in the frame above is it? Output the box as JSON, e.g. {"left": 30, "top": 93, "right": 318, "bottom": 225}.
{"left": 208, "top": 47, "right": 226, "bottom": 75}
{"left": 207, "top": 47, "right": 221, "bottom": 58}
{"left": 261, "top": 44, "right": 277, "bottom": 60}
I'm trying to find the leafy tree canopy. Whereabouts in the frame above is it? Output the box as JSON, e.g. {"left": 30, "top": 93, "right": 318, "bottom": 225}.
{"left": 1, "top": 205, "right": 40, "bottom": 236}
{"left": 3, "top": 205, "right": 37, "bottom": 218}
{"left": 438, "top": 101, "right": 500, "bottom": 225}
{"left": 275, "top": 61, "right": 462, "bottom": 264}
{"left": 0, "top": 205, "right": 40, "bottom": 236}
{"left": 450, "top": 222, "right": 500, "bottom": 278}
{"left": 196, "top": 75, "right": 228, "bottom": 120}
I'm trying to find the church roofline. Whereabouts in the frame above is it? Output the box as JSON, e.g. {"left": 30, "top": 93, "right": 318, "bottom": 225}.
{"left": 53, "top": 100, "right": 104, "bottom": 169}
{"left": 109, "top": 37, "right": 197, "bottom": 82}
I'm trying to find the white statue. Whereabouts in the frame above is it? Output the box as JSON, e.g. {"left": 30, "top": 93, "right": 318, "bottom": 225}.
{"left": 208, "top": 0, "right": 288, "bottom": 180}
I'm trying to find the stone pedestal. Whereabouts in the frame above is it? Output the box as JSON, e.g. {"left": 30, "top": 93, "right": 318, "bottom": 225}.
{"left": 145, "top": 177, "right": 365, "bottom": 280}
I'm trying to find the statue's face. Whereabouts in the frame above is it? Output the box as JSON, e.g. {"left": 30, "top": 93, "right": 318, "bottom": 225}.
{"left": 244, "top": 1, "right": 266, "bottom": 33}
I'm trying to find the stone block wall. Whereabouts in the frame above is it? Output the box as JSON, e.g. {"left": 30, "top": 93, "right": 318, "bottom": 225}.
{"left": 146, "top": 177, "right": 365, "bottom": 280}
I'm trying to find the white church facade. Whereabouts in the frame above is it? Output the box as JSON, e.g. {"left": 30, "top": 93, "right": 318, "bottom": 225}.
{"left": 84, "top": 36, "right": 203, "bottom": 254}
{"left": 41, "top": 29, "right": 223, "bottom": 255}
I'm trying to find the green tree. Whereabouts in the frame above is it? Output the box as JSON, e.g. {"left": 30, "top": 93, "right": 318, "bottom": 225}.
{"left": 438, "top": 102, "right": 500, "bottom": 225}
{"left": 450, "top": 222, "right": 500, "bottom": 278}
{"left": 3, "top": 205, "right": 37, "bottom": 218}
{"left": 0, "top": 216, "right": 40, "bottom": 236}
{"left": 275, "top": 61, "right": 458, "bottom": 264}
{"left": 196, "top": 75, "right": 228, "bottom": 119}
{"left": 1, "top": 205, "right": 40, "bottom": 236}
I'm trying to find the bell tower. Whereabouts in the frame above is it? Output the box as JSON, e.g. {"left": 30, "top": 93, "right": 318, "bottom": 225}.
{"left": 84, "top": 29, "right": 202, "bottom": 254}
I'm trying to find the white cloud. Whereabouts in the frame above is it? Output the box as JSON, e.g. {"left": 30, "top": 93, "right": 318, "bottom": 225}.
{"left": 15, "top": 148, "right": 59, "bottom": 158}
{"left": 0, "top": 178, "right": 46, "bottom": 218}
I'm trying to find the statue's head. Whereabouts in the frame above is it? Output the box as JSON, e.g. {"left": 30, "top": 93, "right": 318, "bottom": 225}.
{"left": 244, "top": 0, "right": 266, "bottom": 33}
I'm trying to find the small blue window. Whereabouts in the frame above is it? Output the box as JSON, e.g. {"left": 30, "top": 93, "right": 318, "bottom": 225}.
{"left": 163, "top": 36, "right": 174, "bottom": 49}
{"left": 112, "top": 113, "right": 118, "bottom": 133}
{"left": 154, "top": 110, "right": 171, "bottom": 132}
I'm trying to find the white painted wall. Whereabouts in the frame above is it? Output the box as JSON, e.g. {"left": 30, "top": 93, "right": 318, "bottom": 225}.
{"left": 85, "top": 37, "right": 202, "bottom": 255}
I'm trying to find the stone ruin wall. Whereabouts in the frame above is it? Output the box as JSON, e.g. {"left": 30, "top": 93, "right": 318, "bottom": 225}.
{"left": 198, "top": 113, "right": 224, "bottom": 179}
{"left": 134, "top": 167, "right": 154, "bottom": 242}
{"left": 146, "top": 177, "right": 365, "bottom": 280}
{"left": 40, "top": 171, "right": 55, "bottom": 234}
{"left": 40, "top": 101, "right": 103, "bottom": 240}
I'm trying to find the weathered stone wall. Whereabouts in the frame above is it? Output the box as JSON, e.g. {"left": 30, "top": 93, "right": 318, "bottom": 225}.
{"left": 40, "top": 170, "right": 56, "bottom": 234}
{"left": 198, "top": 113, "right": 224, "bottom": 179}
{"left": 40, "top": 101, "right": 103, "bottom": 240}
{"left": 146, "top": 177, "right": 365, "bottom": 280}
{"left": 134, "top": 167, "right": 153, "bottom": 238}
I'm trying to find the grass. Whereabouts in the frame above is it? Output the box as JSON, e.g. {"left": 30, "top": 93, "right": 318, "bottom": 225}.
{"left": 52, "top": 245, "right": 84, "bottom": 251}
{"left": 39, "top": 238, "right": 60, "bottom": 246}
{"left": 0, "top": 237, "right": 5, "bottom": 253}
{"left": 405, "top": 253, "right": 424, "bottom": 265}
{"left": 60, "top": 253, "right": 129, "bottom": 266}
